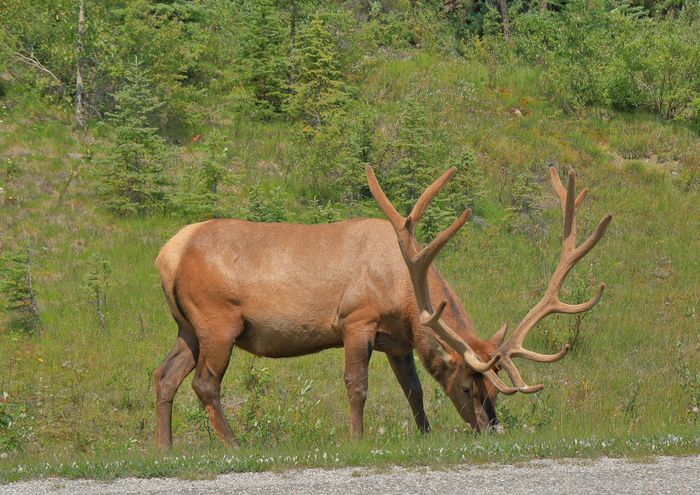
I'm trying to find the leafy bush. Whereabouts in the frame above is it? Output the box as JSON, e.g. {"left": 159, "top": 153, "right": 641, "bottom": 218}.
{"left": 513, "top": 0, "right": 700, "bottom": 120}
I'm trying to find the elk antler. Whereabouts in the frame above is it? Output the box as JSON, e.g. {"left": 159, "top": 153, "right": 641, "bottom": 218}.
{"left": 366, "top": 166, "right": 518, "bottom": 395}
{"left": 494, "top": 167, "right": 612, "bottom": 393}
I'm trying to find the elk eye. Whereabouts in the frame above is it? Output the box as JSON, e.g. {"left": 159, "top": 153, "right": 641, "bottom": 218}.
{"left": 461, "top": 386, "right": 472, "bottom": 398}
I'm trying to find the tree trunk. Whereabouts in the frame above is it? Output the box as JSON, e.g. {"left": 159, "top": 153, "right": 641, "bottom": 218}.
{"left": 498, "top": 0, "right": 510, "bottom": 40}
{"left": 75, "top": 0, "right": 86, "bottom": 127}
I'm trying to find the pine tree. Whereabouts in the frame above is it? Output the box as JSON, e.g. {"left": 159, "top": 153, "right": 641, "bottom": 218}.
{"left": 171, "top": 130, "right": 231, "bottom": 221}
{"left": 245, "top": 185, "right": 287, "bottom": 223}
{"left": 239, "top": 0, "right": 289, "bottom": 114}
{"left": 287, "top": 14, "right": 349, "bottom": 126}
{"left": 388, "top": 96, "right": 435, "bottom": 215}
{"left": 100, "top": 59, "right": 170, "bottom": 215}
{"left": 0, "top": 237, "right": 39, "bottom": 333}
{"left": 85, "top": 253, "right": 112, "bottom": 332}
{"left": 446, "top": 148, "right": 486, "bottom": 214}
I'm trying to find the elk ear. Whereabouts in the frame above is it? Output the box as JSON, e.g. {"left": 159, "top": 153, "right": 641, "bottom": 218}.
{"left": 489, "top": 322, "right": 508, "bottom": 347}
{"left": 427, "top": 334, "right": 456, "bottom": 366}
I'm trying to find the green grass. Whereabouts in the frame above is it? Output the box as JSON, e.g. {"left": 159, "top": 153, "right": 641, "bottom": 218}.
{"left": 1, "top": 51, "right": 699, "bottom": 481}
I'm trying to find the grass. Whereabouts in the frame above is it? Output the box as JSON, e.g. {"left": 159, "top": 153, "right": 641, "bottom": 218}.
{"left": 1, "top": 50, "right": 699, "bottom": 482}
{"left": 2, "top": 429, "right": 698, "bottom": 482}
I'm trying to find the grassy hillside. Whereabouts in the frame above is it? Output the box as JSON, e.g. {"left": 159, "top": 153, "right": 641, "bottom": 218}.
{"left": 1, "top": 47, "right": 699, "bottom": 480}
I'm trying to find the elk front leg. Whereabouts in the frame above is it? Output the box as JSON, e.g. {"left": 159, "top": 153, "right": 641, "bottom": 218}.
{"left": 387, "top": 353, "right": 430, "bottom": 433}
{"left": 343, "top": 319, "right": 376, "bottom": 440}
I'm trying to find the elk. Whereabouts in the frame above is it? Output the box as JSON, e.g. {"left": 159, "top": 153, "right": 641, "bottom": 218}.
{"left": 153, "top": 165, "right": 611, "bottom": 449}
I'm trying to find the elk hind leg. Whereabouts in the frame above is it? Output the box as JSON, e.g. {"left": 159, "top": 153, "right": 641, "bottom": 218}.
{"left": 190, "top": 314, "right": 242, "bottom": 447}
{"left": 154, "top": 320, "right": 199, "bottom": 450}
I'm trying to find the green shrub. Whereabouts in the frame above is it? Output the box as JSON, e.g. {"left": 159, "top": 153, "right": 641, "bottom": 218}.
{"left": 513, "top": 0, "right": 700, "bottom": 120}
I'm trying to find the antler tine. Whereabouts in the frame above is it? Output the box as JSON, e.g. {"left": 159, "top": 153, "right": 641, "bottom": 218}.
{"left": 408, "top": 167, "right": 457, "bottom": 230}
{"left": 365, "top": 165, "right": 501, "bottom": 377}
{"left": 495, "top": 167, "right": 612, "bottom": 393}
{"left": 366, "top": 165, "right": 405, "bottom": 230}
{"left": 563, "top": 169, "right": 576, "bottom": 241}
{"left": 414, "top": 208, "right": 471, "bottom": 272}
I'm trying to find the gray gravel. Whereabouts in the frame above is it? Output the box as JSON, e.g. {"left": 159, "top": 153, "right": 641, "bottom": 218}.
{"left": 2, "top": 455, "right": 698, "bottom": 494}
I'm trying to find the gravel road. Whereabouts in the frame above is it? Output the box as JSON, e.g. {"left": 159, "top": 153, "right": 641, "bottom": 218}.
{"left": 2, "top": 455, "right": 698, "bottom": 494}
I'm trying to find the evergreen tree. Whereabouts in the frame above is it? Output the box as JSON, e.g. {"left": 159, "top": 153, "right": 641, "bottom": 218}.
{"left": 388, "top": 96, "right": 435, "bottom": 215}
{"left": 100, "top": 59, "right": 170, "bottom": 215}
{"left": 85, "top": 253, "right": 112, "bottom": 332}
{"left": 245, "top": 185, "right": 287, "bottom": 223}
{"left": 171, "top": 130, "right": 231, "bottom": 221}
{"left": 238, "top": 0, "right": 289, "bottom": 114}
{"left": 446, "top": 148, "right": 486, "bottom": 214}
{"left": 287, "top": 14, "right": 349, "bottom": 126}
{"left": 0, "top": 240, "right": 39, "bottom": 333}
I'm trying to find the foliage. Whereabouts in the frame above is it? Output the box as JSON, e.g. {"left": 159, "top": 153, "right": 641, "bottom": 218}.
{"left": 84, "top": 253, "right": 112, "bottom": 331}
{"left": 287, "top": 13, "right": 350, "bottom": 126}
{"left": 513, "top": 0, "right": 700, "bottom": 120}
{"left": 99, "top": 59, "right": 170, "bottom": 215}
{"left": 300, "top": 198, "right": 342, "bottom": 224}
{"left": 386, "top": 96, "right": 435, "bottom": 214}
{"left": 0, "top": 394, "right": 33, "bottom": 453}
{"left": 298, "top": 103, "right": 376, "bottom": 201}
{"left": 0, "top": 242, "right": 39, "bottom": 333}
{"left": 236, "top": 0, "right": 289, "bottom": 115}
{"left": 445, "top": 148, "right": 486, "bottom": 214}
{"left": 171, "top": 130, "right": 233, "bottom": 221}
{"left": 245, "top": 184, "right": 287, "bottom": 223}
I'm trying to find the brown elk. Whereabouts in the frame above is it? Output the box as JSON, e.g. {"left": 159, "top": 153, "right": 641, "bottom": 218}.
{"left": 153, "top": 165, "right": 611, "bottom": 449}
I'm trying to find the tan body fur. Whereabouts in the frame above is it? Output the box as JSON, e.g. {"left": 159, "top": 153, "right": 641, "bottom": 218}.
{"left": 154, "top": 218, "right": 497, "bottom": 449}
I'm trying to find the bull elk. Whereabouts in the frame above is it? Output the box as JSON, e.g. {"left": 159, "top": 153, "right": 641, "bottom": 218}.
{"left": 154, "top": 165, "right": 611, "bottom": 449}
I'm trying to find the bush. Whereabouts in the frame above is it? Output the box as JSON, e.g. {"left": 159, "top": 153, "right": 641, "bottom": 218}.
{"left": 513, "top": 0, "right": 700, "bottom": 120}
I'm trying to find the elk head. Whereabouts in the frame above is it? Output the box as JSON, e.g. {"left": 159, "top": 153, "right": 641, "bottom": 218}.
{"left": 366, "top": 165, "right": 612, "bottom": 431}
